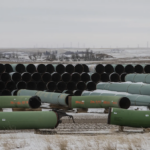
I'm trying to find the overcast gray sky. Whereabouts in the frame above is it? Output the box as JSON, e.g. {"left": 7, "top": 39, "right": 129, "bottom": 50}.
{"left": 0, "top": 0, "right": 150, "bottom": 48}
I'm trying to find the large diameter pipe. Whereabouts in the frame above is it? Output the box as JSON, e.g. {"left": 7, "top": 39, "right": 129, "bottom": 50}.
{"left": 0, "top": 81, "right": 5, "bottom": 91}
{"left": 101, "top": 73, "right": 109, "bottom": 82}
{"left": 68, "top": 96, "right": 130, "bottom": 109}
{"left": 109, "top": 72, "right": 120, "bottom": 82}
{"left": 74, "top": 64, "right": 84, "bottom": 74}
{"left": 17, "top": 90, "right": 70, "bottom": 106}
{"left": 5, "top": 81, "right": 16, "bottom": 91}
{"left": 71, "top": 72, "right": 81, "bottom": 83}
{"left": 9, "top": 72, "right": 21, "bottom": 82}
{"left": 16, "top": 81, "right": 27, "bottom": 89}
{"left": 88, "top": 72, "right": 100, "bottom": 83}
{"left": 52, "top": 64, "right": 65, "bottom": 74}
{"left": 0, "top": 64, "right": 5, "bottom": 73}
{"left": 11, "top": 64, "right": 25, "bottom": 73}
{"left": 104, "top": 64, "right": 114, "bottom": 74}
{"left": 35, "top": 64, "right": 46, "bottom": 74}
{"left": 80, "top": 72, "right": 90, "bottom": 83}
{"left": 46, "top": 81, "right": 56, "bottom": 91}
{"left": 108, "top": 108, "right": 150, "bottom": 128}
{"left": 88, "top": 64, "right": 104, "bottom": 74}
{"left": 112, "top": 64, "right": 124, "bottom": 75}
{"left": 0, "top": 111, "right": 61, "bottom": 129}
{"left": 36, "top": 82, "right": 46, "bottom": 91}
{"left": 61, "top": 72, "right": 71, "bottom": 82}
{"left": 134, "top": 64, "right": 144, "bottom": 73}
{"left": 86, "top": 81, "right": 96, "bottom": 91}
{"left": 65, "top": 64, "right": 75, "bottom": 74}
{"left": 21, "top": 72, "right": 31, "bottom": 82}
{"left": 73, "top": 90, "right": 83, "bottom": 96}
{"left": 11, "top": 89, "right": 18, "bottom": 96}
{"left": 82, "top": 64, "right": 89, "bottom": 73}
{"left": 24, "top": 64, "right": 36, "bottom": 74}
{"left": 0, "top": 96, "right": 41, "bottom": 109}
{"left": 46, "top": 64, "right": 55, "bottom": 74}
{"left": 67, "top": 81, "right": 76, "bottom": 91}
{"left": 120, "top": 73, "right": 127, "bottom": 82}
{"left": 76, "top": 81, "right": 86, "bottom": 91}
{"left": 0, "top": 73, "right": 10, "bottom": 82}
{"left": 0, "top": 89, "right": 11, "bottom": 95}
{"left": 123, "top": 64, "right": 134, "bottom": 73}
{"left": 4, "top": 64, "right": 13, "bottom": 73}
{"left": 56, "top": 81, "right": 66, "bottom": 92}
{"left": 41, "top": 72, "right": 51, "bottom": 83}
{"left": 31, "top": 72, "right": 41, "bottom": 82}
{"left": 144, "top": 64, "right": 150, "bottom": 73}
{"left": 27, "top": 81, "right": 36, "bottom": 90}
{"left": 51, "top": 72, "right": 61, "bottom": 82}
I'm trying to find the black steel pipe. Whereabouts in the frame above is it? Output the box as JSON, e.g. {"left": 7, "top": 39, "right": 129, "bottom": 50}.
{"left": 135, "top": 64, "right": 144, "bottom": 73}
{"left": 90, "top": 73, "right": 101, "bottom": 83}
{"left": 109, "top": 72, "right": 120, "bottom": 82}
{"left": 5, "top": 81, "right": 16, "bottom": 91}
{"left": 0, "top": 64, "right": 5, "bottom": 73}
{"left": 54, "top": 64, "right": 65, "bottom": 74}
{"left": 144, "top": 65, "right": 150, "bottom": 73}
{"left": 16, "top": 81, "right": 27, "bottom": 89}
{"left": 4, "top": 64, "right": 13, "bottom": 73}
{"left": 73, "top": 90, "right": 83, "bottom": 96}
{"left": 9, "top": 72, "right": 21, "bottom": 82}
{"left": 124, "top": 64, "right": 134, "bottom": 73}
{"left": 46, "top": 64, "right": 55, "bottom": 74}
{"left": 82, "top": 64, "right": 89, "bottom": 73}
{"left": 56, "top": 81, "right": 66, "bottom": 92}
{"left": 36, "top": 64, "right": 46, "bottom": 74}
{"left": 46, "top": 81, "right": 56, "bottom": 91}
{"left": 67, "top": 81, "right": 76, "bottom": 91}
{"left": 27, "top": 81, "right": 37, "bottom": 90}
{"left": 115, "top": 64, "right": 124, "bottom": 75}
{"left": 51, "top": 72, "right": 61, "bottom": 82}
{"left": 31, "top": 72, "right": 41, "bottom": 82}
{"left": 41, "top": 72, "right": 51, "bottom": 83}
{"left": 0, "top": 73, "right": 10, "bottom": 82}
{"left": 101, "top": 73, "right": 109, "bottom": 82}
{"left": 12, "top": 64, "right": 25, "bottom": 73}
{"left": 104, "top": 64, "right": 114, "bottom": 74}
{"left": 24, "top": 64, "right": 36, "bottom": 74}
{"left": 74, "top": 64, "right": 84, "bottom": 74}
{"left": 71, "top": 72, "right": 81, "bottom": 83}
{"left": 0, "top": 89, "right": 11, "bottom": 96}
{"left": 21, "top": 72, "right": 31, "bottom": 82}
{"left": 0, "top": 81, "right": 5, "bottom": 91}
{"left": 11, "top": 89, "right": 18, "bottom": 96}
{"left": 76, "top": 81, "right": 86, "bottom": 91}
{"left": 36, "top": 82, "right": 46, "bottom": 91}
{"left": 65, "top": 64, "right": 75, "bottom": 74}
{"left": 120, "top": 73, "right": 127, "bottom": 82}
{"left": 61, "top": 72, "right": 71, "bottom": 82}
{"left": 86, "top": 81, "right": 96, "bottom": 91}
{"left": 80, "top": 72, "right": 90, "bottom": 83}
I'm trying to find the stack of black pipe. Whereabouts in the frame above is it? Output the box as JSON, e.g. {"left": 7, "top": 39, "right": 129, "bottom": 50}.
{"left": 0, "top": 63, "right": 149, "bottom": 96}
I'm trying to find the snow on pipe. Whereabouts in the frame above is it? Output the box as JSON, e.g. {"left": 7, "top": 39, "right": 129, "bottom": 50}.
{"left": 11, "top": 64, "right": 25, "bottom": 73}
{"left": 0, "top": 64, "right": 5, "bottom": 73}
{"left": 21, "top": 72, "right": 31, "bottom": 82}
{"left": 124, "top": 64, "right": 134, "bottom": 73}
{"left": 73, "top": 90, "right": 83, "bottom": 96}
{"left": 61, "top": 72, "right": 71, "bottom": 82}
{"left": 65, "top": 64, "right": 75, "bottom": 74}
{"left": 89, "top": 72, "right": 101, "bottom": 83}
{"left": 144, "top": 64, "right": 150, "bottom": 73}
{"left": 56, "top": 81, "right": 67, "bottom": 92}
{"left": 62, "top": 90, "right": 73, "bottom": 95}
{"left": 36, "top": 82, "right": 46, "bottom": 91}
{"left": 4, "top": 64, "right": 13, "bottom": 73}
{"left": 0, "top": 81, "right": 5, "bottom": 91}
{"left": 74, "top": 64, "right": 84, "bottom": 74}
{"left": 88, "top": 64, "right": 105, "bottom": 74}
{"left": 11, "top": 89, "right": 18, "bottom": 96}
{"left": 67, "top": 81, "right": 76, "bottom": 91}
{"left": 134, "top": 64, "right": 144, "bottom": 73}
{"left": 80, "top": 72, "right": 90, "bottom": 83}
{"left": 71, "top": 72, "right": 81, "bottom": 83}
{"left": 0, "top": 89, "right": 11, "bottom": 96}
{"left": 104, "top": 64, "right": 114, "bottom": 74}
{"left": 41, "top": 72, "right": 51, "bottom": 83}
{"left": 101, "top": 73, "right": 109, "bottom": 82}
{"left": 46, "top": 64, "right": 55, "bottom": 74}
{"left": 0, "top": 73, "right": 10, "bottom": 82}
{"left": 24, "top": 64, "right": 36, "bottom": 74}
{"left": 86, "top": 81, "right": 96, "bottom": 91}
{"left": 113, "top": 64, "right": 125, "bottom": 75}
{"left": 5, "top": 81, "right": 16, "bottom": 91}
{"left": 31, "top": 72, "right": 41, "bottom": 82}
{"left": 46, "top": 81, "right": 56, "bottom": 91}
{"left": 76, "top": 81, "right": 86, "bottom": 91}
{"left": 51, "top": 72, "right": 61, "bottom": 82}
{"left": 109, "top": 72, "right": 120, "bottom": 82}
{"left": 53, "top": 64, "right": 66, "bottom": 74}
{"left": 16, "top": 81, "right": 27, "bottom": 89}
{"left": 120, "top": 73, "right": 127, "bottom": 82}
{"left": 9, "top": 72, "right": 21, "bottom": 82}
{"left": 82, "top": 64, "right": 89, "bottom": 72}
{"left": 35, "top": 64, "right": 46, "bottom": 74}
{"left": 27, "top": 81, "right": 37, "bottom": 90}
